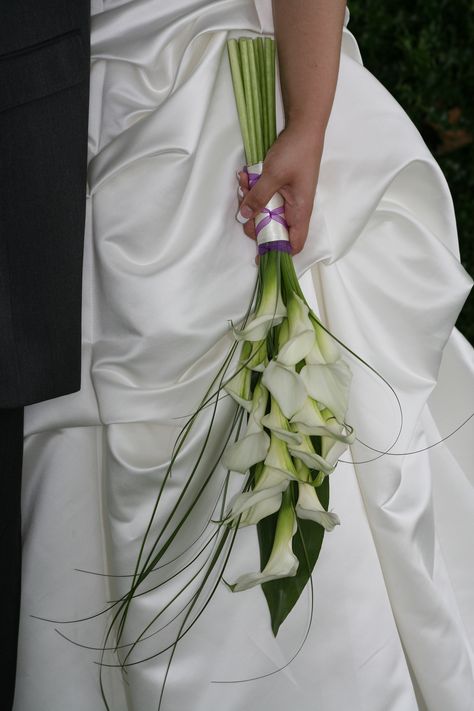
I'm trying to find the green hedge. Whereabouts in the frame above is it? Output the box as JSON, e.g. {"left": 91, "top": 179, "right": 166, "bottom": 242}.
{"left": 347, "top": 0, "right": 473, "bottom": 344}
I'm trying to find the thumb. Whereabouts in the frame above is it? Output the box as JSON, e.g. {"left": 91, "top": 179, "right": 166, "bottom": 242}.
{"left": 236, "top": 170, "right": 280, "bottom": 224}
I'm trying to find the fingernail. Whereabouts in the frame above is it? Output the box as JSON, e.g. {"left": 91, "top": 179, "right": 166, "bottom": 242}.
{"left": 236, "top": 170, "right": 242, "bottom": 181}
{"left": 237, "top": 186, "right": 244, "bottom": 198}
{"left": 236, "top": 205, "right": 253, "bottom": 223}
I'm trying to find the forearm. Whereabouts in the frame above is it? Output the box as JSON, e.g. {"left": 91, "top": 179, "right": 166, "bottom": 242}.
{"left": 272, "top": 0, "right": 346, "bottom": 136}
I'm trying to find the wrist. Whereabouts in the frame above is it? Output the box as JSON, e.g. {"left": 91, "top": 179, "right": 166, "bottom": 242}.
{"left": 282, "top": 114, "right": 326, "bottom": 153}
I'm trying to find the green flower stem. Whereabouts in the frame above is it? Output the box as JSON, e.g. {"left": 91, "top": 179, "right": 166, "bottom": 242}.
{"left": 256, "top": 38, "right": 269, "bottom": 153}
{"left": 228, "top": 36, "right": 276, "bottom": 166}
{"left": 247, "top": 39, "right": 264, "bottom": 162}
{"left": 272, "top": 487, "right": 295, "bottom": 553}
{"left": 264, "top": 38, "right": 276, "bottom": 145}
{"left": 239, "top": 39, "right": 258, "bottom": 164}
{"left": 227, "top": 40, "right": 252, "bottom": 164}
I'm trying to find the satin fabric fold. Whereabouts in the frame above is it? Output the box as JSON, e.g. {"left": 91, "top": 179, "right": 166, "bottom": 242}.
{"left": 16, "top": 2, "right": 473, "bottom": 710}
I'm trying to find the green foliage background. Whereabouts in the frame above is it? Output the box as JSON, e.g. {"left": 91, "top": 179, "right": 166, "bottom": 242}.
{"left": 347, "top": 0, "right": 473, "bottom": 344}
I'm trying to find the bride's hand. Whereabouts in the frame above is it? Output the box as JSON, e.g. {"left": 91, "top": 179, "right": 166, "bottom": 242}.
{"left": 236, "top": 123, "right": 324, "bottom": 257}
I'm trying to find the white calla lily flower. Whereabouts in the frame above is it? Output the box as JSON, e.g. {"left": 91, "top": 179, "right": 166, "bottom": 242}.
{"left": 224, "top": 365, "right": 253, "bottom": 412}
{"left": 245, "top": 339, "right": 268, "bottom": 372}
{"left": 288, "top": 434, "right": 335, "bottom": 475}
{"left": 264, "top": 432, "right": 299, "bottom": 479}
{"left": 222, "top": 380, "right": 270, "bottom": 473}
{"left": 314, "top": 321, "right": 342, "bottom": 363}
{"left": 300, "top": 359, "right": 352, "bottom": 424}
{"left": 237, "top": 493, "right": 283, "bottom": 527}
{"left": 277, "top": 294, "right": 315, "bottom": 366}
{"left": 304, "top": 321, "right": 342, "bottom": 365}
{"left": 229, "top": 491, "right": 299, "bottom": 592}
{"left": 247, "top": 380, "right": 268, "bottom": 431}
{"left": 290, "top": 397, "right": 329, "bottom": 435}
{"left": 222, "top": 431, "right": 270, "bottom": 473}
{"left": 296, "top": 482, "right": 340, "bottom": 531}
{"left": 233, "top": 260, "right": 286, "bottom": 342}
{"left": 290, "top": 398, "right": 355, "bottom": 442}
{"left": 262, "top": 359, "right": 307, "bottom": 419}
{"left": 224, "top": 482, "right": 287, "bottom": 523}
{"left": 224, "top": 465, "right": 290, "bottom": 523}
{"left": 261, "top": 396, "right": 303, "bottom": 446}
{"left": 321, "top": 436, "right": 351, "bottom": 467}
{"left": 293, "top": 457, "right": 324, "bottom": 490}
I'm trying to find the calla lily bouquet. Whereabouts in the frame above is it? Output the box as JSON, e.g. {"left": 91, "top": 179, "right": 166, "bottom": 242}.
{"left": 223, "top": 36, "right": 354, "bottom": 631}
{"left": 88, "top": 35, "right": 355, "bottom": 711}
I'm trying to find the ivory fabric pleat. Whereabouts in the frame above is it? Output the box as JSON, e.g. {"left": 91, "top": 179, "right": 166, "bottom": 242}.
{"left": 15, "top": 2, "right": 474, "bottom": 710}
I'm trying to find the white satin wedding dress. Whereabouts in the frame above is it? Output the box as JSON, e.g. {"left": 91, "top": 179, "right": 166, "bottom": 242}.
{"left": 15, "top": 2, "right": 474, "bottom": 710}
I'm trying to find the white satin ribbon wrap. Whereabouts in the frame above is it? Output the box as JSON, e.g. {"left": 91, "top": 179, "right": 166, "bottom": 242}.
{"left": 246, "top": 161, "right": 290, "bottom": 245}
{"left": 15, "top": 2, "right": 474, "bottom": 711}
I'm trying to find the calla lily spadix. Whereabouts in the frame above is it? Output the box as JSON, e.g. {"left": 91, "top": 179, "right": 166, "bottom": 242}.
{"left": 228, "top": 489, "right": 299, "bottom": 592}
{"left": 276, "top": 293, "right": 315, "bottom": 366}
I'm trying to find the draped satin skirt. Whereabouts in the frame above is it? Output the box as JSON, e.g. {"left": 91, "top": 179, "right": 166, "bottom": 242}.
{"left": 15, "top": 2, "right": 474, "bottom": 710}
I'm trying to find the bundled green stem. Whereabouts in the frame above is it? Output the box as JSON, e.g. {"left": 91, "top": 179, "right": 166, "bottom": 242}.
{"left": 227, "top": 37, "right": 276, "bottom": 163}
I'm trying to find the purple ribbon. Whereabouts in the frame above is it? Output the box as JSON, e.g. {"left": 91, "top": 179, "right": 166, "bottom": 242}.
{"left": 254, "top": 204, "right": 288, "bottom": 237}
{"left": 243, "top": 166, "right": 290, "bottom": 250}
{"left": 245, "top": 169, "right": 261, "bottom": 189}
{"left": 258, "top": 240, "right": 293, "bottom": 256}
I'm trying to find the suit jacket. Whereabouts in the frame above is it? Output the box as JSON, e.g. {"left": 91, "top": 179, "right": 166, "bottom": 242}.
{"left": 0, "top": 1, "right": 91, "bottom": 408}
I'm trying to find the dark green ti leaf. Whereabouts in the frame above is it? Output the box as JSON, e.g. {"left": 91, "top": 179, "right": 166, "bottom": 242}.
{"left": 257, "top": 475, "right": 330, "bottom": 636}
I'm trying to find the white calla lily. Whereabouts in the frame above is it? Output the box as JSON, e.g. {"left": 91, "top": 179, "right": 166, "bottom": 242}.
{"left": 264, "top": 432, "right": 299, "bottom": 479}
{"left": 321, "top": 435, "right": 351, "bottom": 467}
{"left": 224, "top": 482, "right": 287, "bottom": 523}
{"left": 229, "top": 491, "right": 299, "bottom": 592}
{"left": 314, "top": 321, "right": 342, "bottom": 363}
{"left": 262, "top": 359, "right": 307, "bottom": 419}
{"left": 300, "top": 359, "right": 352, "bottom": 423}
{"left": 237, "top": 492, "right": 283, "bottom": 527}
{"left": 247, "top": 379, "right": 268, "bottom": 432}
{"left": 222, "top": 380, "right": 270, "bottom": 473}
{"left": 290, "top": 397, "right": 329, "bottom": 435}
{"left": 233, "top": 259, "right": 286, "bottom": 342}
{"left": 304, "top": 321, "right": 342, "bottom": 365}
{"left": 293, "top": 457, "right": 325, "bottom": 489}
{"left": 261, "top": 396, "right": 303, "bottom": 446}
{"left": 288, "top": 434, "right": 335, "bottom": 475}
{"left": 290, "top": 398, "right": 355, "bottom": 442}
{"left": 245, "top": 339, "right": 268, "bottom": 372}
{"left": 224, "top": 465, "right": 289, "bottom": 523}
{"left": 277, "top": 294, "right": 315, "bottom": 366}
{"left": 222, "top": 431, "right": 270, "bottom": 473}
{"left": 296, "top": 482, "right": 340, "bottom": 531}
{"left": 224, "top": 364, "right": 253, "bottom": 412}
